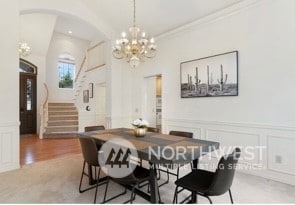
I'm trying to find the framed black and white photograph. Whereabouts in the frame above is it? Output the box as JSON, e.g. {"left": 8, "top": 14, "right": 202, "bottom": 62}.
{"left": 89, "top": 83, "right": 93, "bottom": 98}
{"left": 83, "top": 90, "right": 89, "bottom": 103}
{"left": 180, "top": 51, "right": 238, "bottom": 98}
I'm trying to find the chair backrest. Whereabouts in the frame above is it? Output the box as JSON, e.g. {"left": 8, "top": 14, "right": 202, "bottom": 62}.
{"left": 79, "top": 137, "right": 100, "bottom": 166}
{"left": 84, "top": 125, "right": 105, "bottom": 132}
{"left": 147, "top": 127, "right": 160, "bottom": 133}
{"left": 169, "top": 130, "right": 193, "bottom": 138}
{"left": 207, "top": 147, "right": 241, "bottom": 196}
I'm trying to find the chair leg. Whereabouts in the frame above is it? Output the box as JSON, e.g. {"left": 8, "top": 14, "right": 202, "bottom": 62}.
{"left": 94, "top": 175, "right": 99, "bottom": 203}
{"left": 173, "top": 186, "right": 178, "bottom": 204}
{"left": 229, "top": 189, "right": 234, "bottom": 204}
{"left": 157, "top": 184, "right": 163, "bottom": 204}
{"left": 157, "top": 165, "right": 161, "bottom": 180}
{"left": 93, "top": 167, "right": 102, "bottom": 204}
{"left": 102, "top": 178, "right": 110, "bottom": 203}
{"left": 129, "top": 186, "right": 136, "bottom": 204}
{"left": 176, "top": 167, "right": 180, "bottom": 180}
{"left": 205, "top": 196, "right": 212, "bottom": 204}
{"left": 103, "top": 179, "right": 128, "bottom": 204}
{"left": 166, "top": 168, "right": 170, "bottom": 182}
{"left": 79, "top": 161, "right": 86, "bottom": 193}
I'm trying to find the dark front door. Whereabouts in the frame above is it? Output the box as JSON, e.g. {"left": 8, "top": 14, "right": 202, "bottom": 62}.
{"left": 20, "top": 73, "right": 37, "bottom": 134}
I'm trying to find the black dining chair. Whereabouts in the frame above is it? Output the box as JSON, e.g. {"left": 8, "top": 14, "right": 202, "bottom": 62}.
{"left": 147, "top": 127, "right": 160, "bottom": 133}
{"left": 158, "top": 130, "right": 193, "bottom": 187}
{"left": 169, "top": 130, "right": 193, "bottom": 139}
{"left": 85, "top": 125, "right": 106, "bottom": 148}
{"left": 102, "top": 161, "right": 155, "bottom": 204}
{"left": 173, "top": 147, "right": 241, "bottom": 204}
{"left": 78, "top": 137, "right": 106, "bottom": 204}
{"left": 85, "top": 125, "right": 105, "bottom": 132}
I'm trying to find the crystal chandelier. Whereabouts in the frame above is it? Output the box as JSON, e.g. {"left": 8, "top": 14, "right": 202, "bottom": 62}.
{"left": 19, "top": 42, "right": 31, "bottom": 57}
{"left": 112, "top": 0, "right": 157, "bottom": 68}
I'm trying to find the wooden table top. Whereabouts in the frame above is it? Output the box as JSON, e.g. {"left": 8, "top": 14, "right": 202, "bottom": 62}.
{"left": 81, "top": 128, "right": 219, "bottom": 164}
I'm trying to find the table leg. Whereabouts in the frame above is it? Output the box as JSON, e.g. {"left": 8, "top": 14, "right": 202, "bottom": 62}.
{"left": 190, "top": 159, "right": 199, "bottom": 203}
{"left": 149, "top": 163, "right": 159, "bottom": 204}
{"left": 190, "top": 191, "right": 197, "bottom": 203}
{"left": 192, "top": 158, "right": 199, "bottom": 171}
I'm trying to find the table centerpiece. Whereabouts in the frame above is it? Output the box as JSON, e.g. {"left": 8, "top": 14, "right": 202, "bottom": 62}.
{"left": 132, "top": 118, "right": 149, "bottom": 137}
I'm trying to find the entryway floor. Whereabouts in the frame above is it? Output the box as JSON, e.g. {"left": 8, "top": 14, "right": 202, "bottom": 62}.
{"left": 20, "top": 134, "right": 81, "bottom": 165}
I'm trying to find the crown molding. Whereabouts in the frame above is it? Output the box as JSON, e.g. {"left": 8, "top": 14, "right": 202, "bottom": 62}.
{"left": 155, "top": 0, "right": 264, "bottom": 41}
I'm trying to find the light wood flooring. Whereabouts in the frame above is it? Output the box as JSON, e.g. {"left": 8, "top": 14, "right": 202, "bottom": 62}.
{"left": 20, "top": 134, "right": 81, "bottom": 165}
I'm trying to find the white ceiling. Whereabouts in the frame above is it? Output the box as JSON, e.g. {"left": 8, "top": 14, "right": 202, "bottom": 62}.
{"left": 20, "top": 13, "right": 57, "bottom": 57}
{"left": 54, "top": 16, "right": 104, "bottom": 42}
{"left": 20, "top": 0, "right": 244, "bottom": 51}
{"left": 84, "top": 0, "right": 243, "bottom": 37}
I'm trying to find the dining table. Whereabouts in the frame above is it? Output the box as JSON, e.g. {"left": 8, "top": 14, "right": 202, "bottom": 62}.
{"left": 81, "top": 128, "right": 219, "bottom": 204}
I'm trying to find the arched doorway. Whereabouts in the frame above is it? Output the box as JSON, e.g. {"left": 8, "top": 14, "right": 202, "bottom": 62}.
{"left": 19, "top": 58, "right": 37, "bottom": 134}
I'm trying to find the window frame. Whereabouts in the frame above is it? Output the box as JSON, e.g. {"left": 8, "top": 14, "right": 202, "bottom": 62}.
{"left": 58, "top": 59, "right": 76, "bottom": 89}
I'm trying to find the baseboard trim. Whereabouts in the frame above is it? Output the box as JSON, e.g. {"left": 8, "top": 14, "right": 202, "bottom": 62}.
{"left": 0, "top": 163, "right": 20, "bottom": 173}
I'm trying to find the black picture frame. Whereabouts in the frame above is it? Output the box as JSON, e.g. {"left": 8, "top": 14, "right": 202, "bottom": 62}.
{"left": 180, "top": 51, "right": 238, "bottom": 98}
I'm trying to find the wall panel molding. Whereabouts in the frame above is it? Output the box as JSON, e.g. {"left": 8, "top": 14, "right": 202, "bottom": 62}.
{"left": 0, "top": 122, "right": 19, "bottom": 173}
{"left": 164, "top": 118, "right": 295, "bottom": 185}
{"left": 163, "top": 118, "right": 295, "bottom": 132}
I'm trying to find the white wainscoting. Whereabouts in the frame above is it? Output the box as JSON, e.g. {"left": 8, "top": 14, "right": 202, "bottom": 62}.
{"left": 163, "top": 118, "right": 295, "bottom": 185}
{"left": 78, "top": 110, "right": 107, "bottom": 132}
{"left": 0, "top": 122, "right": 19, "bottom": 173}
{"left": 108, "top": 116, "right": 133, "bottom": 129}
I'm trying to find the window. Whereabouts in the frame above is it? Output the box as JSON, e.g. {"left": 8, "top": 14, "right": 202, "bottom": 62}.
{"left": 58, "top": 61, "right": 75, "bottom": 89}
{"left": 19, "top": 59, "right": 37, "bottom": 74}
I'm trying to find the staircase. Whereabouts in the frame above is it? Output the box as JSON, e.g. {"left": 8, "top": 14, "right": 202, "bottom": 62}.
{"left": 44, "top": 103, "right": 79, "bottom": 135}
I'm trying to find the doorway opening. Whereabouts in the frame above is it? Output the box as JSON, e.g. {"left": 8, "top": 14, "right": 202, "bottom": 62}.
{"left": 143, "top": 75, "right": 162, "bottom": 131}
{"left": 19, "top": 59, "right": 37, "bottom": 135}
{"left": 95, "top": 82, "right": 106, "bottom": 126}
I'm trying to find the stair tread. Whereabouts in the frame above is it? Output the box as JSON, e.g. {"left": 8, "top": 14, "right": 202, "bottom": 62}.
{"left": 48, "top": 120, "right": 78, "bottom": 122}
{"left": 43, "top": 132, "right": 79, "bottom": 135}
{"left": 48, "top": 110, "right": 77, "bottom": 112}
{"left": 46, "top": 125, "right": 78, "bottom": 128}
{"left": 48, "top": 107, "right": 76, "bottom": 109}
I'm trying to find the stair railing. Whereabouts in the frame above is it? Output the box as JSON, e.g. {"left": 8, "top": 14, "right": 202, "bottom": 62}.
{"left": 39, "top": 83, "right": 49, "bottom": 139}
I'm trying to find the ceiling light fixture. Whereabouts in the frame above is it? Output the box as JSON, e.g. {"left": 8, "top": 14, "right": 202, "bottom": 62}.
{"left": 68, "top": 30, "right": 73, "bottom": 34}
{"left": 19, "top": 42, "right": 31, "bottom": 57}
{"left": 112, "top": 0, "right": 157, "bottom": 68}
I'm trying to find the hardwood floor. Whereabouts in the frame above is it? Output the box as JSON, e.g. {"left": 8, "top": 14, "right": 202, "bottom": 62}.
{"left": 20, "top": 134, "right": 81, "bottom": 166}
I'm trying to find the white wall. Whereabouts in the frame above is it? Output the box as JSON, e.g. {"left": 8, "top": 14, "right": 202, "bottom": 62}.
{"left": 0, "top": 0, "right": 20, "bottom": 172}
{"left": 125, "top": 0, "right": 295, "bottom": 184}
{"left": 75, "top": 65, "right": 107, "bottom": 132}
{"left": 46, "top": 32, "right": 89, "bottom": 102}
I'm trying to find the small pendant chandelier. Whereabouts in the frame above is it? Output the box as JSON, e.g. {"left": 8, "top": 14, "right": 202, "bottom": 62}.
{"left": 112, "top": 0, "right": 157, "bottom": 68}
{"left": 19, "top": 42, "right": 31, "bottom": 57}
